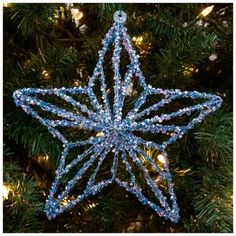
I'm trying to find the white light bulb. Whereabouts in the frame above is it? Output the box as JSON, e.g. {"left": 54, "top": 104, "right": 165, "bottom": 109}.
{"left": 209, "top": 53, "right": 217, "bottom": 61}
{"left": 2, "top": 185, "right": 10, "bottom": 200}
{"left": 3, "top": 3, "right": 11, "bottom": 7}
{"left": 157, "top": 154, "right": 166, "bottom": 164}
{"left": 96, "top": 132, "right": 104, "bottom": 137}
{"left": 201, "top": 5, "right": 214, "bottom": 17}
{"left": 43, "top": 154, "right": 49, "bottom": 161}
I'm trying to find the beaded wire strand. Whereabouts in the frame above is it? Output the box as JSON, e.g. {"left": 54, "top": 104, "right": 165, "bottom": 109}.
{"left": 13, "top": 11, "right": 222, "bottom": 222}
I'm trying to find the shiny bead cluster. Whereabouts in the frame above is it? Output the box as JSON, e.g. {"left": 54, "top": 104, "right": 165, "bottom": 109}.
{"left": 13, "top": 11, "right": 222, "bottom": 223}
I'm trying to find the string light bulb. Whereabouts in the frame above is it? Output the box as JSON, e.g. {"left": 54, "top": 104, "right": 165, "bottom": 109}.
{"left": 132, "top": 36, "right": 144, "bottom": 46}
{"left": 2, "top": 185, "right": 11, "bottom": 200}
{"left": 183, "top": 65, "right": 197, "bottom": 76}
{"left": 71, "top": 8, "right": 83, "bottom": 20}
{"left": 209, "top": 53, "right": 217, "bottom": 61}
{"left": 61, "top": 198, "right": 70, "bottom": 206}
{"left": 59, "top": 6, "right": 65, "bottom": 20}
{"left": 200, "top": 5, "right": 214, "bottom": 17}
{"left": 88, "top": 202, "right": 98, "bottom": 209}
{"left": 61, "top": 195, "right": 75, "bottom": 206}
{"left": 96, "top": 132, "right": 104, "bottom": 137}
{"left": 157, "top": 154, "right": 167, "bottom": 164}
{"left": 42, "top": 154, "right": 49, "bottom": 161}
{"left": 35, "top": 154, "right": 49, "bottom": 164}
{"left": 73, "top": 79, "right": 81, "bottom": 86}
{"left": 71, "top": 8, "right": 84, "bottom": 27}
{"left": 3, "top": 3, "right": 11, "bottom": 7}
{"left": 41, "top": 70, "right": 50, "bottom": 80}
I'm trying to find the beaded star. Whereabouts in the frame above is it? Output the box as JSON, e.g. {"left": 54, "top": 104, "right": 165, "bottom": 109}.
{"left": 13, "top": 11, "right": 222, "bottom": 223}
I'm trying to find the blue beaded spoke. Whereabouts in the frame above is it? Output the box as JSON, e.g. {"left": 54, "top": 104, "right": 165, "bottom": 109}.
{"left": 126, "top": 90, "right": 150, "bottom": 119}
{"left": 127, "top": 149, "right": 173, "bottom": 215}
{"left": 111, "top": 150, "right": 119, "bottom": 178}
{"left": 88, "top": 25, "right": 115, "bottom": 88}
{"left": 59, "top": 138, "right": 115, "bottom": 218}
{"left": 127, "top": 91, "right": 180, "bottom": 121}
{"left": 118, "top": 28, "right": 148, "bottom": 113}
{"left": 148, "top": 101, "right": 213, "bottom": 124}
{"left": 61, "top": 137, "right": 105, "bottom": 175}
{"left": 86, "top": 87, "right": 104, "bottom": 114}
{"left": 120, "top": 150, "right": 136, "bottom": 185}
{"left": 116, "top": 151, "right": 165, "bottom": 215}
{"left": 117, "top": 150, "right": 173, "bottom": 217}
{"left": 127, "top": 140, "right": 179, "bottom": 222}
{"left": 121, "top": 26, "right": 147, "bottom": 88}
{"left": 85, "top": 149, "right": 120, "bottom": 196}
{"left": 129, "top": 134, "right": 163, "bottom": 151}
{"left": 99, "top": 72, "right": 113, "bottom": 119}
{"left": 54, "top": 178, "right": 114, "bottom": 219}
{"left": 13, "top": 10, "right": 223, "bottom": 222}
{"left": 60, "top": 146, "right": 106, "bottom": 198}
{"left": 135, "top": 148, "right": 167, "bottom": 178}
{"left": 45, "top": 136, "right": 111, "bottom": 218}
{"left": 24, "top": 95, "right": 88, "bottom": 122}
{"left": 17, "top": 102, "right": 68, "bottom": 143}
{"left": 113, "top": 22, "right": 123, "bottom": 123}
{"left": 84, "top": 149, "right": 119, "bottom": 195}
{"left": 13, "top": 87, "right": 101, "bottom": 131}
{"left": 115, "top": 178, "right": 161, "bottom": 212}
{"left": 57, "top": 139, "right": 110, "bottom": 200}
{"left": 88, "top": 26, "right": 116, "bottom": 118}
{"left": 111, "top": 13, "right": 148, "bottom": 117}
{"left": 131, "top": 89, "right": 221, "bottom": 122}
{"left": 85, "top": 137, "right": 116, "bottom": 188}
{"left": 130, "top": 122, "right": 181, "bottom": 133}
{"left": 56, "top": 91, "right": 97, "bottom": 121}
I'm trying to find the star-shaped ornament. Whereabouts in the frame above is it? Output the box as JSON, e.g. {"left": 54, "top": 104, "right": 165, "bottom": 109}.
{"left": 13, "top": 11, "right": 222, "bottom": 222}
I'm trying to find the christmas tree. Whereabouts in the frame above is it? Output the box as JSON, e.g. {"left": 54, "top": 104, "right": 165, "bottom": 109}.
{"left": 3, "top": 3, "right": 233, "bottom": 233}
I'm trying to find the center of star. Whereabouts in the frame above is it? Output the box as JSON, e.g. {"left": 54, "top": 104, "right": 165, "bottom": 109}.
{"left": 98, "top": 121, "right": 127, "bottom": 144}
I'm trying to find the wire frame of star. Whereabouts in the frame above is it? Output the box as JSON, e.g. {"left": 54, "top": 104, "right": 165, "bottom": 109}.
{"left": 13, "top": 11, "right": 222, "bottom": 223}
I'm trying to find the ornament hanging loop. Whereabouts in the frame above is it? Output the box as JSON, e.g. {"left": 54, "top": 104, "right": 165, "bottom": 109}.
{"left": 113, "top": 10, "right": 127, "bottom": 24}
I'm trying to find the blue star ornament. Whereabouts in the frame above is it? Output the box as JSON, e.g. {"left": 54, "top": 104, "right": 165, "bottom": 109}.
{"left": 13, "top": 11, "right": 222, "bottom": 222}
